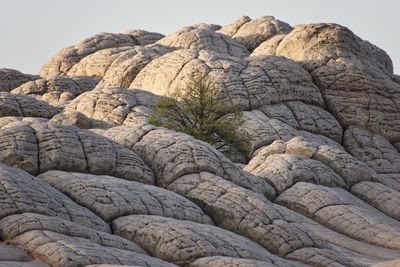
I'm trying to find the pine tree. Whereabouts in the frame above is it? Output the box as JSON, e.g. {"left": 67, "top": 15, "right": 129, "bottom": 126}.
{"left": 149, "top": 74, "right": 250, "bottom": 159}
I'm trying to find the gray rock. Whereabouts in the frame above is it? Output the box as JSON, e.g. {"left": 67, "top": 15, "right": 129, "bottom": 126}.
{"left": 0, "top": 69, "right": 39, "bottom": 92}
{"left": 40, "top": 31, "right": 164, "bottom": 78}
{"left": 238, "top": 110, "right": 342, "bottom": 155}
{"left": 0, "top": 213, "right": 145, "bottom": 253}
{"left": 0, "top": 92, "right": 60, "bottom": 118}
{"left": 188, "top": 256, "right": 301, "bottom": 267}
{"left": 113, "top": 215, "right": 285, "bottom": 265}
{"left": 275, "top": 23, "right": 400, "bottom": 144}
{"left": 0, "top": 163, "right": 109, "bottom": 232}
{"left": 131, "top": 50, "right": 324, "bottom": 110}
{"left": 218, "top": 16, "right": 292, "bottom": 51}
{"left": 276, "top": 182, "right": 400, "bottom": 249}
{"left": 12, "top": 76, "right": 100, "bottom": 108}
{"left": 99, "top": 124, "right": 276, "bottom": 198}
{"left": 245, "top": 153, "right": 347, "bottom": 194}
{"left": 64, "top": 87, "right": 160, "bottom": 127}
{"left": 11, "top": 230, "right": 176, "bottom": 267}
{"left": 157, "top": 25, "right": 250, "bottom": 57}
{"left": 38, "top": 170, "right": 213, "bottom": 224}
{"left": 261, "top": 101, "right": 343, "bottom": 143}
{"left": 0, "top": 242, "right": 33, "bottom": 262}
{"left": 0, "top": 120, "right": 154, "bottom": 183}
{"left": 167, "top": 172, "right": 316, "bottom": 257}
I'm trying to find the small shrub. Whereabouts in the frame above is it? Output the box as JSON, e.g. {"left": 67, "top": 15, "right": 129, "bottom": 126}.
{"left": 149, "top": 74, "right": 250, "bottom": 159}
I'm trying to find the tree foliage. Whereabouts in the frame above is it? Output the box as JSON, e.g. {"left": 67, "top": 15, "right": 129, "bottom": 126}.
{"left": 149, "top": 74, "right": 250, "bottom": 158}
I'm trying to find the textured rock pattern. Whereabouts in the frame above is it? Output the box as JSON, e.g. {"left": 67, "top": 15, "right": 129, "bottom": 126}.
{"left": 64, "top": 87, "right": 160, "bottom": 126}
{"left": 38, "top": 170, "right": 212, "bottom": 223}
{"left": 269, "top": 23, "right": 400, "bottom": 144}
{"left": 157, "top": 25, "right": 250, "bottom": 57}
{"left": 40, "top": 31, "right": 164, "bottom": 78}
{"left": 11, "top": 230, "right": 176, "bottom": 267}
{"left": 0, "top": 68, "right": 39, "bottom": 92}
{"left": 218, "top": 16, "right": 293, "bottom": 51}
{"left": 94, "top": 44, "right": 172, "bottom": 89}
{"left": 0, "top": 120, "right": 154, "bottom": 183}
{"left": 0, "top": 163, "right": 109, "bottom": 232}
{"left": 0, "top": 92, "right": 60, "bottom": 118}
{"left": 131, "top": 50, "right": 324, "bottom": 110}
{"left": 113, "top": 215, "right": 286, "bottom": 265}
{"left": 0, "top": 16, "right": 399, "bottom": 267}
{"left": 0, "top": 213, "right": 145, "bottom": 253}
{"left": 12, "top": 76, "right": 100, "bottom": 108}
{"left": 99, "top": 124, "right": 276, "bottom": 198}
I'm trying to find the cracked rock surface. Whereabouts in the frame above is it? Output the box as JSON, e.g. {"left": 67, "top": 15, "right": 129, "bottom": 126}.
{"left": 12, "top": 76, "right": 100, "bottom": 108}
{"left": 112, "top": 215, "right": 290, "bottom": 265}
{"left": 218, "top": 16, "right": 292, "bottom": 51}
{"left": 1, "top": 15, "right": 400, "bottom": 267}
{"left": 0, "top": 68, "right": 39, "bottom": 92}
{"left": 0, "top": 92, "right": 60, "bottom": 118}
{"left": 40, "top": 31, "right": 164, "bottom": 78}
{"left": 38, "top": 170, "right": 213, "bottom": 224}
{"left": 64, "top": 87, "right": 160, "bottom": 126}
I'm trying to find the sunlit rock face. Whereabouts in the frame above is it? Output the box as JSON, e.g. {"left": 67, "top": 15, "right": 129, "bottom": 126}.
{"left": 1, "top": 15, "right": 400, "bottom": 267}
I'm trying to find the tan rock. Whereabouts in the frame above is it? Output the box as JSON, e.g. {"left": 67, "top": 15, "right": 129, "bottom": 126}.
{"left": 188, "top": 256, "right": 301, "bottom": 267}
{"left": 276, "top": 182, "right": 400, "bottom": 249}
{"left": 275, "top": 23, "right": 400, "bottom": 143}
{"left": 96, "top": 44, "right": 172, "bottom": 89}
{"left": 64, "top": 87, "right": 160, "bottom": 126}
{"left": 11, "top": 230, "right": 176, "bottom": 267}
{"left": 38, "top": 170, "right": 213, "bottom": 224}
{"left": 219, "top": 16, "right": 292, "bottom": 51}
{"left": 40, "top": 31, "right": 164, "bottom": 78}
{"left": 113, "top": 215, "right": 284, "bottom": 265}
{"left": 0, "top": 92, "right": 60, "bottom": 118}
{"left": 131, "top": 50, "right": 323, "bottom": 110}
{"left": 99, "top": 124, "right": 276, "bottom": 198}
{"left": 0, "top": 163, "right": 109, "bottom": 232}
{"left": 157, "top": 25, "right": 249, "bottom": 57}
{"left": 0, "top": 68, "right": 39, "bottom": 92}
{"left": 0, "top": 121, "right": 154, "bottom": 183}
{"left": 12, "top": 76, "right": 100, "bottom": 108}
{"left": 0, "top": 213, "right": 145, "bottom": 253}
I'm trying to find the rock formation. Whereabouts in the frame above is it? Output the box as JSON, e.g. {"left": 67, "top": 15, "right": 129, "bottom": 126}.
{"left": 0, "top": 15, "right": 399, "bottom": 266}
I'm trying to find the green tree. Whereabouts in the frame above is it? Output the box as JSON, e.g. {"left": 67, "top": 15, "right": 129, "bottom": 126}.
{"left": 149, "top": 74, "right": 250, "bottom": 159}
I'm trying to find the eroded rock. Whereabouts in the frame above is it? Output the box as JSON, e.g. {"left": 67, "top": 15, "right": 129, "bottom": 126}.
{"left": 157, "top": 25, "right": 249, "bottom": 57}
{"left": 40, "top": 31, "right": 164, "bottom": 78}
{"left": 274, "top": 23, "right": 400, "bottom": 143}
{"left": 11, "top": 230, "right": 176, "bottom": 267}
{"left": 0, "top": 121, "right": 154, "bottom": 183}
{"left": 0, "top": 69, "right": 39, "bottom": 92}
{"left": 38, "top": 170, "right": 213, "bottom": 223}
{"left": 0, "top": 163, "right": 109, "bottom": 232}
{"left": 0, "top": 213, "right": 145, "bottom": 253}
{"left": 64, "top": 87, "right": 160, "bottom": 126}
{"left": 218, "top": 16, "right": 292, "bottom": 51}
{"left": 131, "top": 50, "right": 324, "bottom": 110}
{"left": 276, "top": 182, "right": 400, "bottom": 250}
{"left": 0, "top": 92, "right": 60, "bottom": 118}
{"left": 99, "top": 124, "right": 276, "bottom": 198}
{"left": 12, "top": 76, "right": 100, "bottom": 108}
{"left": 113, "top": 215, "right": 284, "bottom": 265}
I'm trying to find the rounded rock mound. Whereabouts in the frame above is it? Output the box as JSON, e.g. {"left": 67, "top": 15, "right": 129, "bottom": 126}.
{"left": 1, "top": 15, "right": 400, "bottom": 267}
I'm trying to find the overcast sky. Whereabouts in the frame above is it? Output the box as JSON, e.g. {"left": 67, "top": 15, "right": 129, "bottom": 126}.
{"left": 1, "top": 0, "right": 399, "bottom": 74}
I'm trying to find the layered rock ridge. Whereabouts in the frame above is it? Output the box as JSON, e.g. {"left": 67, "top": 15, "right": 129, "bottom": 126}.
{"left": 1, "top": 15, "right": 399, "bottom": 267}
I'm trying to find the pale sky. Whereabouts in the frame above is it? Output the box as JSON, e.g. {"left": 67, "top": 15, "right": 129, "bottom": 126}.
{"left": 1, "top": 0, "right": 399, "bottom": 74}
